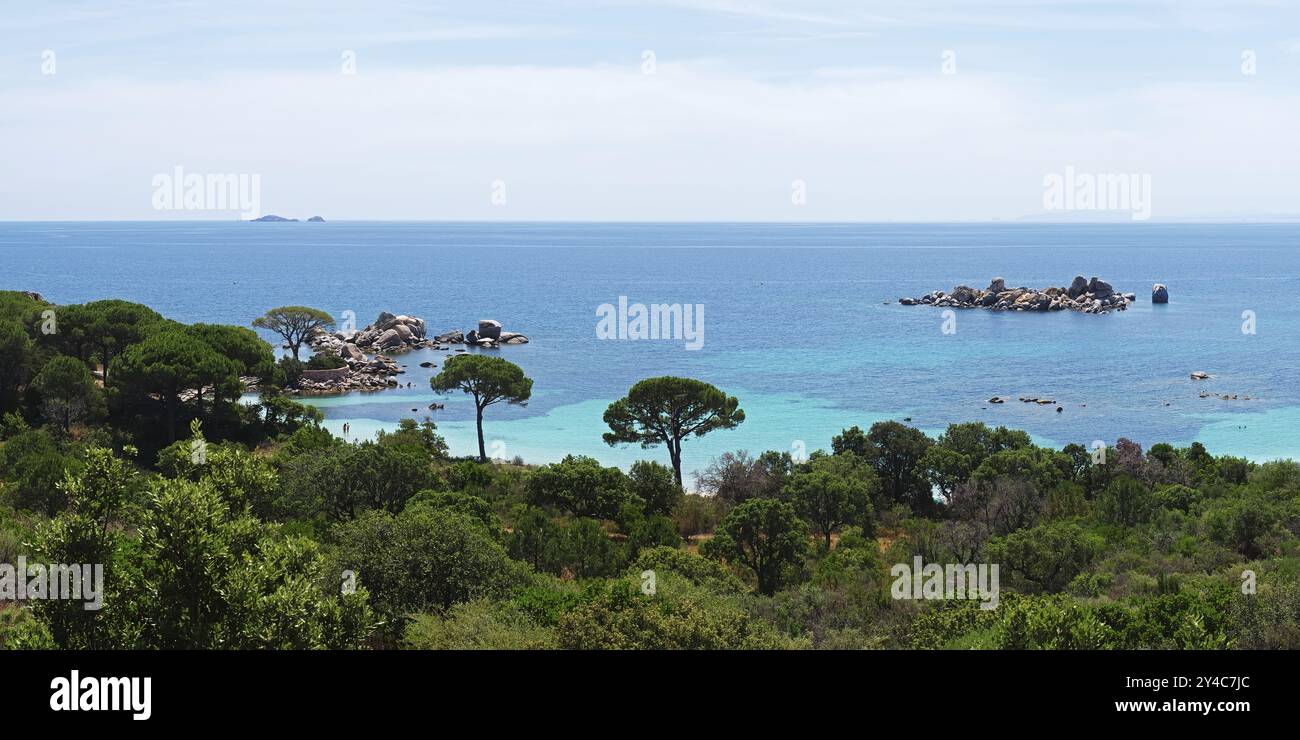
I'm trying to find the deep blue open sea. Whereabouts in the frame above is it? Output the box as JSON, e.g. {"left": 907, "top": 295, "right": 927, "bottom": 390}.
{"left": 3, "top": 221, "right": 1298, "bottom": 483}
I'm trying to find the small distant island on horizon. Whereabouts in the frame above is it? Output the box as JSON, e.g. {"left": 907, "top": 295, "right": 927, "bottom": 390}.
{"left": 249, "top": 214, "right": 325, "bottom": 222}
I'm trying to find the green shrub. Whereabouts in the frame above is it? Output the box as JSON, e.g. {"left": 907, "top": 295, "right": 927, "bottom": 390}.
{"left": 631, "top": 546, "right": 746, "bottom": 594}
{"left": 403, "top": 600, "right": 556, "bottom": 649}
{"left": 0, "top": 606, "right": 56, "bottom": 649}
{"left": 556, "top": 578, "right": 782, "bottom": 650}
{"left": 305, "top": 352, "right": 346, "bottom": 370}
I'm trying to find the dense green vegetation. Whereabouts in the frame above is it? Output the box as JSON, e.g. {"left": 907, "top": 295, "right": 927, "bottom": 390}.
{"left": 2, "top": 290, "right": 1298, "bottom": 650}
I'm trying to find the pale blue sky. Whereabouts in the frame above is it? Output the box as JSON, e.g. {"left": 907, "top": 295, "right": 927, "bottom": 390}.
{"left": 3, "top": 1, "right": 1299, "bottom": 220}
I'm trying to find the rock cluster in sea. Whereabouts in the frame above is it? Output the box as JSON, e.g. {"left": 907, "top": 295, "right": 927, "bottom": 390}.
{"left": 295, "top": 312, "right": 530, "bottom": 394}
{"left": 310, "top": 311, "right": 433, "bottom": 357}
{"left": 293, "top": 358, "right": 401, "bottom": 394}
{"left": 1189, "top": 370, "right": 1253, "bottom": 401}
{"left": 899, "top": 276, "right": 1136, "bottom": 314}
{"left": 292, "top": 311, "right": 424, "bottom": 395}
{"left": 464, "top": 319, "right": 529, "bottom": 348}
{"left": 310, "top": 312, "right": 530, "bottom": 354}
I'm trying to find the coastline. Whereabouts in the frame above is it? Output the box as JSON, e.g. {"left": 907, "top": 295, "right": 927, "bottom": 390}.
{"left": 17, "top": 221, "right": 1300, "bottom": 475}
{"left": 281, "top": 389, "right": 1300, "bottom": 487}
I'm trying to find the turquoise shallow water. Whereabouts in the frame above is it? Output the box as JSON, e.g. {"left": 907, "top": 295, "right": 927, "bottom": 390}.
{"left": 315, "top": 391, "right": 899, "bottom": 475}
{"left": 7, "top": 221, "right": 1300, "bottom": 482}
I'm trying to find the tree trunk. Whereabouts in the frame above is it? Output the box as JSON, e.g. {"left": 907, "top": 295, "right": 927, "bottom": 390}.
{"left": 669, "top": 438, "right": 683, "bottom": 489}
{"left": 165, "top": 394, "right": 177, "bottom": 441}
{"left": 757, "top": 567, "right": 772, "bottom": 596}
{"left": 475, "top": 405, "right": 486, "bottom": 462}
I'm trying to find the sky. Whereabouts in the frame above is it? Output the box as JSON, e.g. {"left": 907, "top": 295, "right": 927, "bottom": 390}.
{"left": 2, "top": 0, "right": 1299, "bottom": 221}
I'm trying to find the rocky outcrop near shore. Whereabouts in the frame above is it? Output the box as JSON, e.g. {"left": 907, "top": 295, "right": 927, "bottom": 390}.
{"left": 295, "top": 311, "right": 529, "bottom": 394}
{"left": 899, "top": 276, "right": 1136, "bottom": 314}
{"left": 293, "top": 356, "right": 402, "bottom": 394}
{"left": 1152, "top": 284, "right": 1169, "bottom": 303}
{"left": 311, "top": 311, "right": 433, "bottom": 355}
{"left": 451, "top": 319, "right": 530, "bottom": 348}
{"left": 311, "top": 312, "right": 532, "bottom": 356}
{"left": 292, "top": 311, "right": 429, "bottom": 395}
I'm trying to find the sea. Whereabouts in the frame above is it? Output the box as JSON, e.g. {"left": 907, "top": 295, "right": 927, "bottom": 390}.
{"left": 3, "top": 221, "right": 1298, "bottom": 484}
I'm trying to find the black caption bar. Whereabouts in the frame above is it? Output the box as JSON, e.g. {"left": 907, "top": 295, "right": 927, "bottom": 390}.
{"left": 7, "top": 650, "right": 1288, "bottom": 728}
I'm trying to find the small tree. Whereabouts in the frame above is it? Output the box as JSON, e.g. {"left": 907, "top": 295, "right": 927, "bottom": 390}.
{"left": 701, "top": 498, "right": 805, "bottom": 595}
{"left": 29, "top": 447, "right": 137, "bottom": 648}
{"left": 560, "top": 518, "right": 623, "bottom": 578}
{"left": 0, "top": 320, "right": 33, "bottom": 413}
{"left": 33, "top": 355, "right": 102, "bottom": 431}
{"left": 81, "top": 299, "right": 164, "bottom": 382}
{"left": 1096, "top": 475, "right": 1155, "bottom": 527}
{"left": 628, "top": 460, "right": 682, "bottom": 516}
{"left": 526, "top": 454, "right": 631, "bottom": 520}
{"left": 111, "top": 329, "right": 240, "bottom": 441}
{"left": 602, "top": 376, "right": 744, "bottom": 489}
{"left": 138, "top": 477, "right": 372, "bottom": 649}
{"left": 1205, "top": 495, "right": 1278, "bottom": 559}
{"left": 783, "top": 454, "right": 876, "bottom": 549}
{"left": 251, "top": 306, "right": 334, "bottom": 361}
{"left": 986, "top": 521, "right": 1100, "bottom": 593}
{"left": 331, "top": 507, "right": 516, "bottom": 621}
{"left": 847, "top": 421, "right": 935, "bottom": 515}
{"left": 429, "top": 354, "right": 533, "bottom": 462}
{"left": 0, "top": 429, "right": 81, "bottom": 516}
{"left": 186, "top": 323, "right": 277, "bottom": 382}
{"left": 920, "top": 445, "right": 971, "bottom": 506}
{"left": 507, "top": 506, "right": 562, "bottom": 573}
{"left": 696, "top": 449, "right": 786, "bottom": 506}
{"left": 283, "top": 441, "right": 436, "bottom": 521}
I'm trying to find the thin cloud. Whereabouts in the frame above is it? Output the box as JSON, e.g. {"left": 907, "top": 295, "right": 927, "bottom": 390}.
{"left": 3, "top": 62, "right": 1298, "bottom": 221}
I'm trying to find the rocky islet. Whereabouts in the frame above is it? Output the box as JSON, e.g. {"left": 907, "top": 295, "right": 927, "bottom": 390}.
{"left": 899, "top": 275, "right": 1138, "bottom": 314}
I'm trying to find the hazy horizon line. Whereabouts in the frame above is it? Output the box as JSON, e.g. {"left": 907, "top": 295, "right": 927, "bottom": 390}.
{"left": 5, "top": 217, "right": 1300, "bottom": 226}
